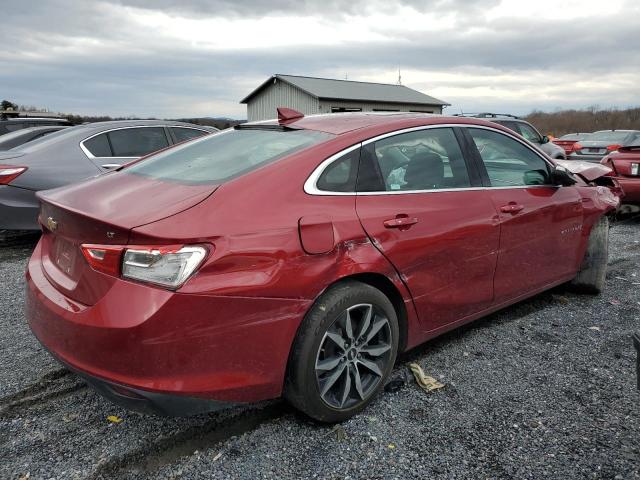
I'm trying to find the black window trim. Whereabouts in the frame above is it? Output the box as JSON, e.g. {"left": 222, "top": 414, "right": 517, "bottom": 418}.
{"left": 304, "top": 124, "right": 558, "bottom": 196}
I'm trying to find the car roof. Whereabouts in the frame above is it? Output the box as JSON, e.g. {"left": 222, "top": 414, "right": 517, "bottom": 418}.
{"left": 248, "top": 112, "right": 501, "bottom": 136}
{"left": 12, "top": 120, "right": 216, "bottom": 153}
{"left": 74, "top": 119, "right": 217, "bottom": 131}
{"left": 1, "top": 117, "right": 69, "bottom": 122}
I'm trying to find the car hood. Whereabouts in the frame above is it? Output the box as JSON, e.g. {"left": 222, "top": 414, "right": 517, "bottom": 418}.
{"left": 37, "top": 171, "right": 218, "bottom": 231}
{"left": 556, "top": 160, "right": 612, "bottom": 182}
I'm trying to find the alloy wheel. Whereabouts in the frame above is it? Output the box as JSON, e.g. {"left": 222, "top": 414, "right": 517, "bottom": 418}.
{"left": 314, "top": 303, "right": 392, "bottom": 410}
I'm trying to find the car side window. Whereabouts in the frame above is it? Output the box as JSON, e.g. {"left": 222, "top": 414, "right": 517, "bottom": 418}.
{"left": 369, "top": 127, "right": 470, "bottom": 191}
{"left": 171, "top": 127, "right": 208, "bottom": 143}
{"left": 108, "top": 127, "right": 169, "bottom": 157}
{"left": 468, "top": 128, "right": 550, "bottom": 187}
{"left": 517, "top": 123, "right": 542, "bottom": 144}
{"left": 83, "top": 133, "right": 112, "bottom": 157}
{"left": 316, "top": 148, "right": 359, "bottom": 192}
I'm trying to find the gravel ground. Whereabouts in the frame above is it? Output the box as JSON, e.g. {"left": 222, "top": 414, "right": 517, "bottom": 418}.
{"left": 1, "top": 218, "right": 639, "bottom": 480}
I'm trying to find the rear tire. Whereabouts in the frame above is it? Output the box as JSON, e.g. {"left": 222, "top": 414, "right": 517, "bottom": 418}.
{"left": 570, "top": 216, "right": 609, "bottom": 294}
{"left": 285, "top": 280, "right": 399, "bottom": 423}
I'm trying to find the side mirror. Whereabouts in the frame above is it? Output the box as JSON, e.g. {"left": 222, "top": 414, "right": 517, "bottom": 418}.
{"left": 541, "top": 135, "right": 550, "bottom": 144}
{"left": 550, "top": 166, "right": 577, "bottom": 186}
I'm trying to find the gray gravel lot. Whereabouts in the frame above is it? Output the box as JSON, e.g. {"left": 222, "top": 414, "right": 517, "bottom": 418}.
{"left": 1, "top": 219, "right": 639, "bottom": 479}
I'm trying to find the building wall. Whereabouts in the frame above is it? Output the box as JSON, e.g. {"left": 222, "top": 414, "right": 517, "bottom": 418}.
{"left": 245, "top": 80, "right": 444, "bottom": 121}
{"left": 246, "top": 81, "right": 319, "bottom": 121}
{"left": 318, "top": 100, "right": 443, "bottom": 115}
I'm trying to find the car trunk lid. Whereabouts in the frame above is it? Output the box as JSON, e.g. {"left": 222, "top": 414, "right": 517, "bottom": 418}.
{"left": 36, "top": 171, "right": 218, "bottom": 305}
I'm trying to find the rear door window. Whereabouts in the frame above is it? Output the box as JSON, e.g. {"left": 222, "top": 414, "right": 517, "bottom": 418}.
{"left": 108, "top": 127, "right": 169, "bottom": 157}
{"left": 362, "top": 127, "right": 471, "bottom": 191}
{"left": 171, "top": 127, "right": 209, "bottom": 143}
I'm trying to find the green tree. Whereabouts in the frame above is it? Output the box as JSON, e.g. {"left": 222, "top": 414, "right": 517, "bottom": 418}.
{"left": 1, "top": 100, "right": 17, "bottom": 110}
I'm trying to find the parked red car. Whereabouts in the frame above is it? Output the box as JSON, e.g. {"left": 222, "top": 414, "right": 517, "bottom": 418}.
{"left": 552, "top": 133, "right": 592, "bottom": 155}
{"left": 600, "top": 144, "right": 640, "bottom": 204}
{"left": 26, "top": 111, "right": 619, "bottom": 422}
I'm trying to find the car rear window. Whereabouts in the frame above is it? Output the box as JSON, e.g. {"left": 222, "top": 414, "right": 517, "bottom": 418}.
{"left": 125, "top": 128, "right": 334, "bottom": 185}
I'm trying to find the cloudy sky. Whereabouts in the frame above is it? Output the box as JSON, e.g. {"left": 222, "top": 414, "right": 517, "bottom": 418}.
{"left": 2, "top": 0, "right": 639, "bottom": 119}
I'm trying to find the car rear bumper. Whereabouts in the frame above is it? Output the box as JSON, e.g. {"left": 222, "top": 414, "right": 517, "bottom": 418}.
{"left": 0, "top": 185, "right": 40, "bottom": 230}
{"left": 26, "top": 239, "right": 311, "bottom": 411}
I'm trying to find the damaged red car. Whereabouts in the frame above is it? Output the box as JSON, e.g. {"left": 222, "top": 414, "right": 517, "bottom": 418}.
{"left": 601, "top": 144, "right": 640, "bottom": 205}
{"left": 26, "top": 111, "right": 619, "bottom": 422}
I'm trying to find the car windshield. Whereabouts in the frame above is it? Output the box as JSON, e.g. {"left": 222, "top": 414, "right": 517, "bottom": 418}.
{"left": 125, "top": 128, "right": 334, "bottom": 185}
{"left": 588, "top": 131, "right": 634, "bottom": 142}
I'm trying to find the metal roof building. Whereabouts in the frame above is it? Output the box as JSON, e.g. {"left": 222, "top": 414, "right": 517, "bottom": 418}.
{"left": 240, "top": 74, "right": 450, "bottom": 122}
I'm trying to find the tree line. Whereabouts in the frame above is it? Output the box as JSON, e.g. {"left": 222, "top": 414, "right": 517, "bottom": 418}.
{"left": 525, "top": 107, "right": 640, "bottom": 136}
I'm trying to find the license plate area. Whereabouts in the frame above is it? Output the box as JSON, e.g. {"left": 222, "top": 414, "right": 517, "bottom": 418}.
{"left": 53, "top": 236, "right": 78, "bottom": 276}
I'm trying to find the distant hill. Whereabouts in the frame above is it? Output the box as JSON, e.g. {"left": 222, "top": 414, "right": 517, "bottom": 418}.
{"left": 175, "top": 117, "right": 246, "bottom": 130}
{"left": 524, "top": 107, "right": 640, "bottom": 136}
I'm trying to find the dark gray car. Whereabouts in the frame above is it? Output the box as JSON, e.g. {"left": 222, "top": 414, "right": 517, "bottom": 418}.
{"left": 455, "top": 113, "right": 566, "bottom": 159}
{"left": 0, "top": 126, "right": 69, "bottom": 151}
{"left": 568, "top": 129, "right": 640, "bottom": 162}
{"left": 0, "top": 120, "right": 217, "bottom": 232}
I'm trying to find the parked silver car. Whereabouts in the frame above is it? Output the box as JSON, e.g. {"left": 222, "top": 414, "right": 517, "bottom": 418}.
{"left": 456, "top": 113, "right": 566, "bottom": 159}
{"left": 0, "top": 120, "right": 217, "bottom": 232}
{"left": 568, "top": 129, "right": 640, "bottom": 162}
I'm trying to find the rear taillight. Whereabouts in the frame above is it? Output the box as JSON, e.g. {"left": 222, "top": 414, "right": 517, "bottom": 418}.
{"left": 81, "top": 245, "right": 125, "bottom": 277}
{"left": 80, "top": 243, "right": 208, "bottom": 289}
{"left": 572, "top": 143, "right": 583, "bottom": 152}
{"left": 0, "top": 165, "right": 27, "bottom": 185}
{"left": 607, "top": 144, "right": 622, "bottom": 152}
{"left": 632, "top": 163, "right": 639, "bottom": 176}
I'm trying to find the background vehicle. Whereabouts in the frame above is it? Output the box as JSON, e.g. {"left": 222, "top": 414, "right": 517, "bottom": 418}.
{"left": 26, "top": 111, "right": 618, "bottom": 422}
{"left": 601, "top": 143, "right": 640, "bottom": 204}
{"left": 553, "top": 133, "right": 592, "bottom": 155}
{"left": 569, "top": 130, "right": 640, "bottom": 162}
{"left": 455, "top": 113, "right": 566, "bottom": 159}
{"left": 0, "top": 126, "right": 68, "bottom": 151}
{"left": 0, "top": 117, "right": 71, "bottom": 136}
{"left": 0, "top": 120, "right": 217, "bottom": 231}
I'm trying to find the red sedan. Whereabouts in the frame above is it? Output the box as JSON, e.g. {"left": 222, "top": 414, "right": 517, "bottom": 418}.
{"left": 26, "top": 111, "right": 619, "bottom": 422}
{"left": 601, "top": 145, "right": 640, "bottom": 204}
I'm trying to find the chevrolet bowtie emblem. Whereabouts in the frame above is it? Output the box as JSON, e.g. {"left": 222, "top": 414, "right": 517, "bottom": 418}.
{"left": 46, "top": 216, "right": 58, "bottom": 231}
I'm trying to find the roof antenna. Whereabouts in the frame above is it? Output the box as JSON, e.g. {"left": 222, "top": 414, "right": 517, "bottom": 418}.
{"left": 345, "top": 73, "right": 348, "bottom": 80}
{"left": 397, "top": 67, "right": 402, "bottom": 85}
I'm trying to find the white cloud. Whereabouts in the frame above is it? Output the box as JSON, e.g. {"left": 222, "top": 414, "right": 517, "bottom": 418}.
{"left": 1, "top": 0, "right": 638, "bottom": 118}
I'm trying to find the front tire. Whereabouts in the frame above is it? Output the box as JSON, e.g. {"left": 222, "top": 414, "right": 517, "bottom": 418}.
{"left": 285, "top": 280, "right": 399, "bottom": 423}
{"left": 570, "top": 216, "right": 609, "bottom": 294}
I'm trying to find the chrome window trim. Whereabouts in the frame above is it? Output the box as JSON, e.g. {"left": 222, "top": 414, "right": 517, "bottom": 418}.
{"left": 80, "top": 125, "right": 172, "bottom": 159}
{"left": 304, "top": 123, "right": 556, "bottom": 196}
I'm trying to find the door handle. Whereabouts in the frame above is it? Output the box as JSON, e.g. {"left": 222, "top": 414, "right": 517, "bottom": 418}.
{"left": 101, "top": 163, "right": 122, "bottom": 169}
{"left": 500, "top": 203, "right": 525, "bottom": 214}
{"left": 383, "top": 216, "right": 419, "bottom": 228}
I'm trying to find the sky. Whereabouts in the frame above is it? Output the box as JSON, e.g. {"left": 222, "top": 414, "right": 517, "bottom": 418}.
{"left": 1, "top": 0, "right": 639, "bottom": 119}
